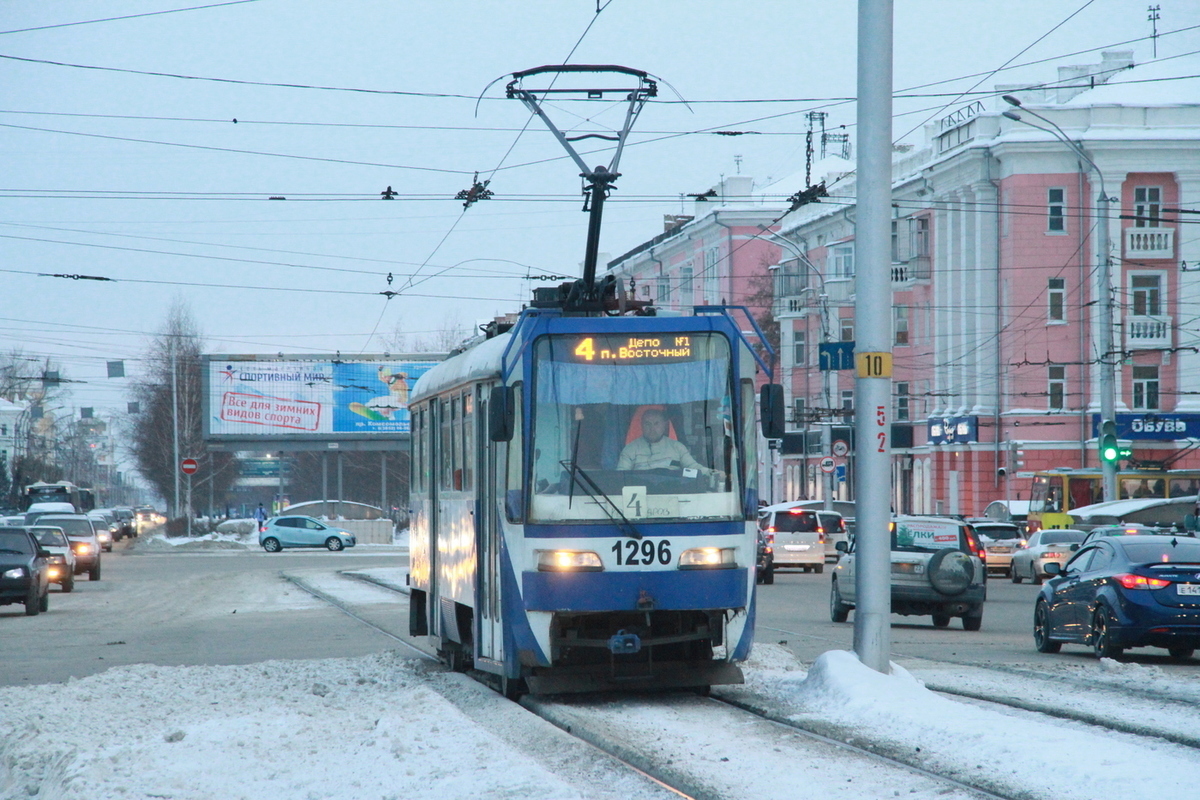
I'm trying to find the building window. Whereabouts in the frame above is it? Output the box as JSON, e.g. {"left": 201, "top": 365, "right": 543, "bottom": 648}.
{"left": 840, "top": 318, "right": 854, "bottom": 342}
{"left": 657, "top": 273, "right": 671, "bottom": 305}
{"left": 912, "top": 216, "right": 930, "bottom": 256}
{"left": 894, "top": 305, "right": 909, "bottom": 345}
{"left": 679, "top": 265, "right": 694, "bottom": 308}
{"left": 793, "top": 330, "right": 806, "bottom": 367}
{"left": 704, "top": 247, "right": 721, "bottom": 305}
{"left": 1134, "top": 186, "right": 1162, "bottom": 228}
{"left": 1131, "top": 274, "right": 1162, "bottom": 316}
{"left": 1048, "top": 365, "right": 1066, "bottom": 410}
{"left": 1133, "top": 365, "right": 1160, "bottom": 410}
{"left": 841, "top": 390, "right": 854, "bottom": 412}
{"left": 1047, "top": 188, "right": 1066, "bottom": 232}
{"left": 1048, "top": 277, "right": 1065, "bottom": 322}
{"left": 793, "top": 397, "right": 806, "bottom": 424}
{"left": 830, "top": 243, "right": 855, "bottom": 279}
{"left": 895, "top": 382, "right": 910, "bottom": 421}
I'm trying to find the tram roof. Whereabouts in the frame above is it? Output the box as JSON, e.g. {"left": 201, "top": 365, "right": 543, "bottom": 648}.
{"left": 410, "top": 332, "right": 511, "bottom": 403}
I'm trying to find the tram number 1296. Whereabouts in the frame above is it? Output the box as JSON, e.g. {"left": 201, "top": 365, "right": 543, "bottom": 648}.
{"left": 612, "top": 539, "right": 672, "bottom": 566}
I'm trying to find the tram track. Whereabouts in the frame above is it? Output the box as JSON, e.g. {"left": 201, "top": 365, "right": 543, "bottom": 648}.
{"left": 298, "top": 568, "right": 1200, "bottom": 798}
{"left": 295, "top": 569, "right": 1017, "bottom": 799}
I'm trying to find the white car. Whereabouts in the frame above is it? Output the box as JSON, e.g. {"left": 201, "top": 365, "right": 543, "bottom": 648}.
{"left": 758, "top": 502, "right": 829, "bottom": 573}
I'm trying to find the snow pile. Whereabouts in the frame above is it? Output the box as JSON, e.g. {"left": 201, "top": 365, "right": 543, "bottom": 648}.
{"left": 734, "top": 649, "right": 1200, "bottom": 800}
{"left": 0, "top": 653, "right": 597, "bottom": 800}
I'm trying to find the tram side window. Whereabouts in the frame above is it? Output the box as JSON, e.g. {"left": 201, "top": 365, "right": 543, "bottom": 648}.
{"left": 505, "top": 384, "right": 524, "bottom": 522}
{"left": 413, "top": 406, "right": 424, "bottom": 494}
{"left": 1045, "top": 477, "right": 1063, "bottom": 512}
{"left": 461, "top": 390, "right": 474, "bottom": 491}
{"left": 741, "top": 378, "right": 757, "bottom": 508}
{"left": 439, "top": 399, "right": 452, "bottom": 491}
{"left": 1170, "top": 477, "right": 1200, "bottom": 497}
{"left": 1068, "top": 478, "right": 1100, "bottom": 511}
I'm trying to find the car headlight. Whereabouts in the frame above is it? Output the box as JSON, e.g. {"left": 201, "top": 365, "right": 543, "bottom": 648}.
{"left": 74, "top": 543, "right": 93, "bottom": 555}
{"left": 536, "top": 550, "right": 603, "bottom": 572}
{"left": 3, "top": 567, "right": 24, "bottom": 579}
{"left": 47, "top": 566, "right": 61, "bottom": 579}
{"left": 48, "top": 555, "right": 65, "bottom": 564}
{"left": 678, "top": 547, "right": 737, "bottom": 569}
{"left": 97, "top": 532, "right": 112, "bottom": 543}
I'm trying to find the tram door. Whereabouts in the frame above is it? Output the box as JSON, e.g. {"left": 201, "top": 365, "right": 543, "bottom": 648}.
{"left": 476, "top": 383, "right": 504, "bottom": 663}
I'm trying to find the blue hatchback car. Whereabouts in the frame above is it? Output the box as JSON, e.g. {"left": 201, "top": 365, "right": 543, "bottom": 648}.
{"left": 259, "top": 516, "right": 357, "bottom": 552}
{"left": 1034, "top": 534, "right": 1200, "bottom": 660}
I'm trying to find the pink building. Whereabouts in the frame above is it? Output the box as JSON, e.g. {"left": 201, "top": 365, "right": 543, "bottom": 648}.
{"left": 774, "top": 51, "right": 1200, "bottom": 516}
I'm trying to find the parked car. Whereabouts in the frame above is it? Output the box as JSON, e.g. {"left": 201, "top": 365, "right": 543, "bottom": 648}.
{"left": 1080, "top": 524, "right": 1183, "bottom": 546}
{"left": 832, "top": 515, "right": 987, "bottom": 630}
{"left": 1010, "top": 529, "right": 1086, "bottom": 585}
{"left": 0, "top": 525, "right": 51, "bottom": 616}
{"left": 969, "top": 520, "right": 1023, "bottom": 577}
{"left": 758, "top": 502, "right": 838, "bottom": 573}
{"left": 27, "top": 526, "right": 76, "bottom": 592}
{"left": 34, "top": 514, "right": 101, "bottom": 581}
{"left": 259, "top": 516, "right": 357, "bottom": 552}
{"left": 1034, "top": 534, "right": 1200, "bottom": 660}
{"left": 755, "top": 529, "right": 775, "bottom": 585}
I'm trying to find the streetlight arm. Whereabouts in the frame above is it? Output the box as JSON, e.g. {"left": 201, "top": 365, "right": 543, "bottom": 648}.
{"left": 1004, "top": 110, "right": 1108, "bottom": 200}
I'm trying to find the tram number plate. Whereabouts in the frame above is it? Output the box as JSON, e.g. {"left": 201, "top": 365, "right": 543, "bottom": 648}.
{"left": 1178, "top": 583, "right": 1200, "bottom": 596}
{"left": 612, "top": 538, "right": 672, "bottom": 566}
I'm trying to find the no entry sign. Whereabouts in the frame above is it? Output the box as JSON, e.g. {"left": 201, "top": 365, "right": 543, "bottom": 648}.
{"left": 181, "top": 458, "right": 199, "bottom": 475}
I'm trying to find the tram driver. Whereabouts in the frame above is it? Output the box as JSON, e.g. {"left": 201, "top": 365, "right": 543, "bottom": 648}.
{"left": 617, "top": 408, "right": 726, "bottom": 487}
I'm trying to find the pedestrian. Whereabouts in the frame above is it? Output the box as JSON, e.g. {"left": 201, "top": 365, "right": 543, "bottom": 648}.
{"left": 254, "top": 503, "right": 268, "bottom": 531}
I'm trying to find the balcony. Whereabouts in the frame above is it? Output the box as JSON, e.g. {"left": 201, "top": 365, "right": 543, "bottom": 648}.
{"left": 891, "top": 255, "right": 931, "bottom": 285}
{"left": 1124, "top": 227, "right": 1174, "bottom": 259}
{"left": 1124, "top": 314, "right": 1172, "bottom": 350}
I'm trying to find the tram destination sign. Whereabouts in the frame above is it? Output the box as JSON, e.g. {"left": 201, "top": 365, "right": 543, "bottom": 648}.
{"left": 566, "top": 333, "right": 700, "bottom": 364}
{"left": 1091, "top": 413, "right": 1200, "bottom": 441}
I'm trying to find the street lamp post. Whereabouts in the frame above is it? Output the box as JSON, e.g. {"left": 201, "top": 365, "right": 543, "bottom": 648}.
{"left": 1002, "top": 96, "right": 1118, "bottom": 501}
{"left": 767, "top": 233, "right": 835, "bottom": 510}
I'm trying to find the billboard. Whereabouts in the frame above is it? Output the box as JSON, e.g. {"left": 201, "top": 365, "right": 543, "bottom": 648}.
{"left": 203, "top": 355, "right": 442, "bottom": 441}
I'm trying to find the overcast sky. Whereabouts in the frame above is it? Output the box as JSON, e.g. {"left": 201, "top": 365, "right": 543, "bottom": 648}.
{"left": 3, "top": 0, "right": 1199, "bottom": 423}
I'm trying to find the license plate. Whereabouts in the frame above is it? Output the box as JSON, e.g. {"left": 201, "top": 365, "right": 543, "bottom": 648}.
{"left": 989, "top": 547, "right": 1012, "bottom": 554}
{"left": 784, "top": 544, "right": 811, "bottom": 551}
{"left": 1179, "top": 583, "right": 1200, "bottom": 596}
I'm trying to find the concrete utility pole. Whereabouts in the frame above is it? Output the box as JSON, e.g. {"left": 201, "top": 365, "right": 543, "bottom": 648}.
{"left": 171, "top": 338, "right": 180, "bottom": 520}
{"left": 853, "top": 0, "right": 894, "bottom": 674}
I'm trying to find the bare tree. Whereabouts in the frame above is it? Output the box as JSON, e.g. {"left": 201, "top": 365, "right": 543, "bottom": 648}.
{"left": 129, "top": 302, "right": 236, "bottom": 521}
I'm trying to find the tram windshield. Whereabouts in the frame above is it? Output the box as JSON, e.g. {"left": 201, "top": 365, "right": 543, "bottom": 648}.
{"left": 529, "top": 332, "right": 744, "bottom": 524}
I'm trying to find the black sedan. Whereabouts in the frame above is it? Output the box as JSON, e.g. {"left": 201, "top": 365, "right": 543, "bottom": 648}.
{"left": 1033, "top": 535, "right": 1200, "bottom": 660}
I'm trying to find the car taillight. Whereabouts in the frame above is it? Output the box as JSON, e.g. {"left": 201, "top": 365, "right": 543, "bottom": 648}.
{"left": 766, "top": 532, "right": 775, "bottom": 545}
{"left": 1042, "top": 551, "right": 1063, "bottom": 559}
{"left": 1115, "top": 573, "right": 1170, "bottom": 590}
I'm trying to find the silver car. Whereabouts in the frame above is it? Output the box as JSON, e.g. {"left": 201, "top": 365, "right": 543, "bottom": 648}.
{"left": 1010, "top": 529, "right": 1085, "bottom": 584}
{"left": 832, "top": 515, "right": 988, "bottom": 630}
{"left": 970, "top": 520, "right": 1022, "bottom": 577}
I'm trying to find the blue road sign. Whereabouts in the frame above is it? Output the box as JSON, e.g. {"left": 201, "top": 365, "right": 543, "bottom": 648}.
{"left": 819, "top": 341, "right": 855, "bottom": 371}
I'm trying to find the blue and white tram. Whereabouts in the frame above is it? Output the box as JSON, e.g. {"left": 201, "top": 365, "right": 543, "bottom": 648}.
{"left": 407, "top": 306, "right": 782, "bottom": 695}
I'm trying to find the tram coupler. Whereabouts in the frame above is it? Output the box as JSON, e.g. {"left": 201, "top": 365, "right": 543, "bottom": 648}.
{"left": 608, "top": 630, "right": 642, "bottom": 654}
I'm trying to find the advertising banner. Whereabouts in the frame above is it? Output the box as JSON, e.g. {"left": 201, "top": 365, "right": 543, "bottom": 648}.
{"left": 205, "top": 357, "right": 440, "bottom": 439}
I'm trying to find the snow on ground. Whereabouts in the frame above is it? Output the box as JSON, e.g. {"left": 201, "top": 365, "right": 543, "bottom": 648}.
{"left": 4, "top": 640, "right": 1200, "bottom": 799}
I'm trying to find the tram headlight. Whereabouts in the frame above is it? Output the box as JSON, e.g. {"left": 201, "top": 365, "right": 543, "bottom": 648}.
{"left": 536, "top": 550, "right": 603, "bottom": 572}
{"left": 678, "top": 547, "right": 737, "bottom": 569}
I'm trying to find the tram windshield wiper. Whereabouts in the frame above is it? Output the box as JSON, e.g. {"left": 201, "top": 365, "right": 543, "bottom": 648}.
{"left": 558, "top": 459, "right": 642, "bottom": 540}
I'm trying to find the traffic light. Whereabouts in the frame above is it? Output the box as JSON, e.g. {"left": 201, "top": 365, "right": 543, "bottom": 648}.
{"left": 1099, "top": 419, "right": 1120, "bottom": 465}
